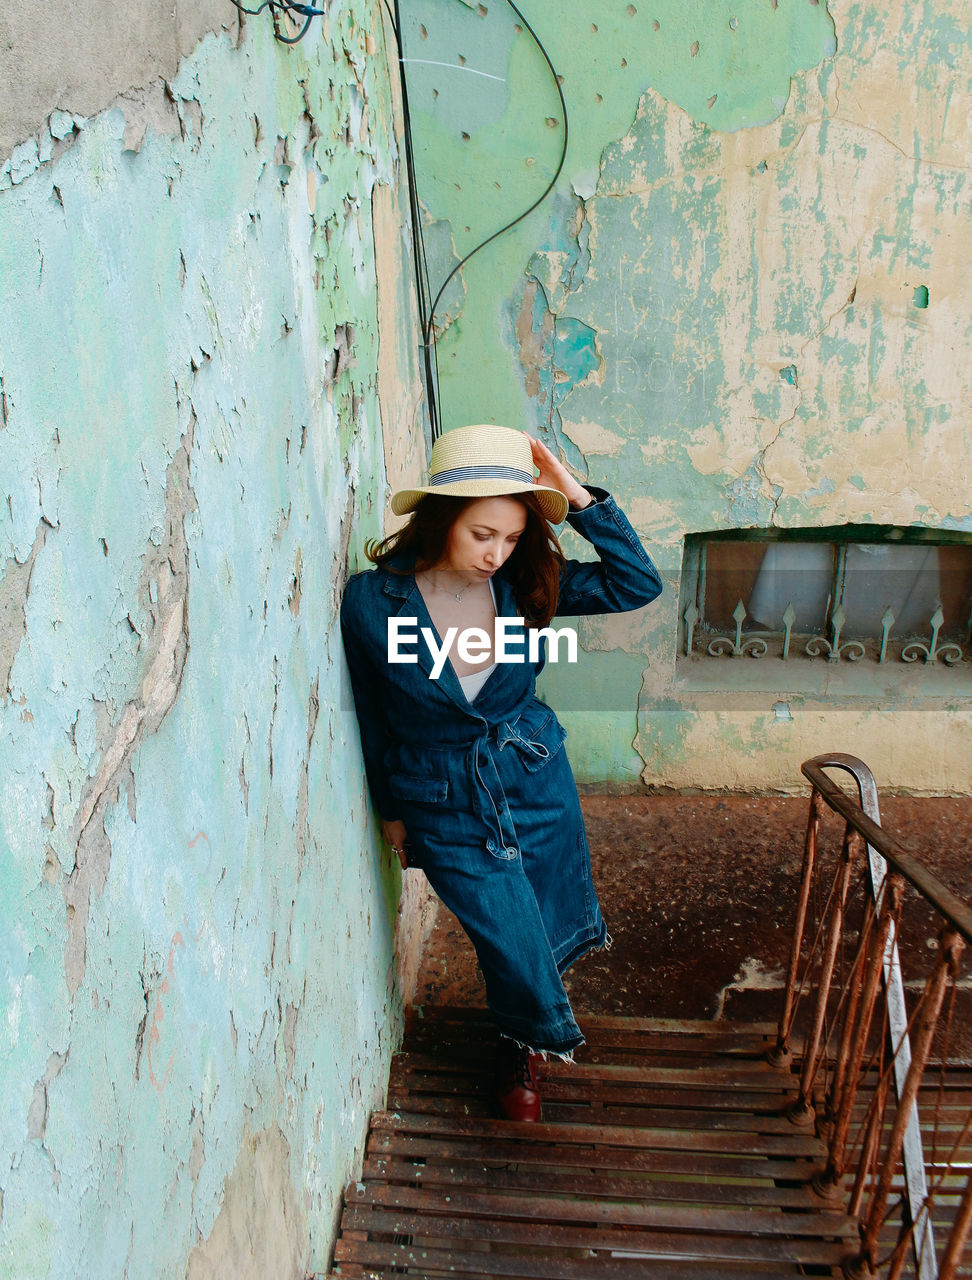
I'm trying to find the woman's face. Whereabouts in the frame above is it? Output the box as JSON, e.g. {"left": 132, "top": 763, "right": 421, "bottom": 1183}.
{"left": 440, "top": 496, "right": 528, "bottom": 579}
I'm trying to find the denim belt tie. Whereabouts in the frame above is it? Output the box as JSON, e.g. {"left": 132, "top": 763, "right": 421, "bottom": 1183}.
{"left": 474, "top": 723, "right": 554, "bottom": 860}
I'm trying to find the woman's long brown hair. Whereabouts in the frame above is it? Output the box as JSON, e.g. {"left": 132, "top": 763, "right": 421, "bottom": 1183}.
{"left": 366, "top": 493, "right": 566, "bottom": 627}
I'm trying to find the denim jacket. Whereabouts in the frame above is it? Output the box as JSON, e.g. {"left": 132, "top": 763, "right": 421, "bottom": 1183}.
{"left": 340, "top": 488, "right": 662, "bottom": 821}
{"left": 340, "top": 488, "right": 662, "bottom": 1053}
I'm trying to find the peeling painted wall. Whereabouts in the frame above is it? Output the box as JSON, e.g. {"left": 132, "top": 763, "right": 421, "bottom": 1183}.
{"left": 0, "top": 5, "right": 426, "bottom": 1277}
{"left": 401, "top": 0, "right": 972, "bottom": 793}
{"left": 0, "top": 1, "right": 234, "bottom": 158}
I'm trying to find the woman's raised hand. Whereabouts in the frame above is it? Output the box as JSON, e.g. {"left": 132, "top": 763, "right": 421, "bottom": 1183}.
{"left": 527, "top": 435, "right": 591, "bottom": 510}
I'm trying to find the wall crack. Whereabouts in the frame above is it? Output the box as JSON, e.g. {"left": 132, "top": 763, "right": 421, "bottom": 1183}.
{"left": 62, "top": 421, "right": 196, "bottom": 998}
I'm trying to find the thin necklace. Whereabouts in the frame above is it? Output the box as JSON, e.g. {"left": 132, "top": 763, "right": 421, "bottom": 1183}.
{"left": 420, "top": 570, "right": 480, "bottom": 603}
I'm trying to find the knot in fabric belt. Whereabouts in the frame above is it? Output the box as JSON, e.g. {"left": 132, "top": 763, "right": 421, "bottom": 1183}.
{"left": 489, "top": 720, "right": 552, "bottom": 764}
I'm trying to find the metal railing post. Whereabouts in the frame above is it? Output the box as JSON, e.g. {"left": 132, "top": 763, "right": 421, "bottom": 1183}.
{"left": 938, "top": 1175, "right": 972, "bottom": 1280}
{"left": 772, "top": 789, "right": 823, "bottom": 1066}
{"left": 853, "top": 929, "right": 965, "bottom": 1275}
{"left": 790, "top": 825, "right": 862, "bottom": 1123}
{"left": 805, "top": 754, "right": 941, "bottom": 1278}
{"left": 818, "top": 879, "right": 902, "bottom": 1196}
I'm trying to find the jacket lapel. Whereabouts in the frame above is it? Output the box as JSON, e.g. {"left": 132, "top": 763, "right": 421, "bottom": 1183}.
{"left": 383, "top": 571, "right": 474, "bottom": 715}
{"left": 380, "top": 561, "right": 533, "bottom": 716}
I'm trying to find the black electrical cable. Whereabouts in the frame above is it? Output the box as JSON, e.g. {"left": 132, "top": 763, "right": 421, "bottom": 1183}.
{"left": 231, "top": 0, "right": 567, "bottom": 433}
{"left": 390, "top": 0, "right": 568, "bottom": 438}
{"left": 272, "top": 8, "right": 314, "bottom": 44}
{"left": 227, "top": 0, "right": 324, "bottom": 44}
{"left": 391, "top": 0, "right": 445, "bottom": 437}
{"left": 422, "top": 0, "right": 569, "bottom": 384}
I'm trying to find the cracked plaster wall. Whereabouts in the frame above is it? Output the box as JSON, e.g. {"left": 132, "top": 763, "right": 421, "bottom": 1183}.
{"left": 0, "top": 1, "right": 234, "bottom": 160}
{"left": 0, "top": 5, "right": 427, "bottom": 1277}
{"left": 402, "top": 0, "right": 972, "bottom": 794}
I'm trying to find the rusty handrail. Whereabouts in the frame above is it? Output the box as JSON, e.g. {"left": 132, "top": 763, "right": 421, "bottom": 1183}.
{"left": 777, "top": 754, "right": 972, "bottom": 1280}
{"left": 801, "top": 759, "right": 972, "bottom": 945}
{"left": 801, "top": 755, "right": 943, "bottom": 1279}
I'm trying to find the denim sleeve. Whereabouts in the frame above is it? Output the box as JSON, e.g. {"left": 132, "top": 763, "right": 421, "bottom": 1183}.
{"left": 340, "top": 577, "right": 399, "bottom": 821}
{"left": 555, "top": 487, "right": 663, "bottom": 617}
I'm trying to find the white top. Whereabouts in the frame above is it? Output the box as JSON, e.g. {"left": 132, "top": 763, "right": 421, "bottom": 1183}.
{"left": 457, "top": 663, "right": 497, "bottom": 702}
{"left": 457, "top": 579, "right": 499, "bottom": 702}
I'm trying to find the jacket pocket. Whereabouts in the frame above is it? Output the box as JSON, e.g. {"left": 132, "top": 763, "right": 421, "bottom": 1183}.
{"left": 506, "top": 706, "right": 567, "bottom": 772}
{"left": 388, "top": 772, "right": 449, "bottom": 805}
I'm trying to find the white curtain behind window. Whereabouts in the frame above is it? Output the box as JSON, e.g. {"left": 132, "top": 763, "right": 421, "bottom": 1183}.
{"left": 842, "top": 544, "right": 940, "bottom": 635}
{"left": 746, "top": 544, "right": 941, "bottom": 637}
{"left": 747, "top": 543, "right": 832, "bottom": 631}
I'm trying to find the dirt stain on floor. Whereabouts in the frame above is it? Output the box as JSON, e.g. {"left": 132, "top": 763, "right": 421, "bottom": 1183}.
{"left": 412, "top": 793, "right": 972, "bottom": 1040}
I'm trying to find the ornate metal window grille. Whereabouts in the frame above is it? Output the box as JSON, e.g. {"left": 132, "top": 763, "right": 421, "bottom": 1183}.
{"left": 680, "top": 528, "right": 972, "bottom": 667}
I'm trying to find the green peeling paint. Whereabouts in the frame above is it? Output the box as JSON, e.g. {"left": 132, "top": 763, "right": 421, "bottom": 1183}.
{"left": 401, "top": 0, "right": 972, "bottom": 793}
{"left": 400, "top": 0, "right": 836, "bottom": 425}
{"left": 1, "top": 7, "right": 420, "bottom": 1276}
{"left": 538, "top": 646, "right": 650, "bottom": 781}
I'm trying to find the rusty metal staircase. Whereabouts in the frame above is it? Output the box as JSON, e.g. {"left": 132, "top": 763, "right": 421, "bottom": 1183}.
{"left": 326, "top": 757, "right": 972, "bottom": 1278}
{"left": 327, "top": 1007, "right": 857, "bottom": 1277}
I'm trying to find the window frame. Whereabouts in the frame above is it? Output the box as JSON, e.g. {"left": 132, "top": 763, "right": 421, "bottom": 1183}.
{"left": 679, "top": 526, "right": 972, "bottom": 670}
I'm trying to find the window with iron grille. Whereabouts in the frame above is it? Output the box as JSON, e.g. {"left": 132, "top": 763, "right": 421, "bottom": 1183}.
{"left": 679, "top": 528, "right": 972, "bottom": 670}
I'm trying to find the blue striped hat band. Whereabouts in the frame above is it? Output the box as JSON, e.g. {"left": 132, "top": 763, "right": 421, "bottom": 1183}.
{"left": 430, "top": 464, "right": 534, "bottom": 487}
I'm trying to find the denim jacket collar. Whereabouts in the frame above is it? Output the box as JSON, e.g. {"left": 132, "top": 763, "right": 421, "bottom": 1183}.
{"left": 378, "top": 555, "right": 522, "bottom": 716}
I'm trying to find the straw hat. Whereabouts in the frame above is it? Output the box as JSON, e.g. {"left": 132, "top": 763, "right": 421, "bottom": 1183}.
{"left": 391, "top": 425, "right": 569, "bottom": 524}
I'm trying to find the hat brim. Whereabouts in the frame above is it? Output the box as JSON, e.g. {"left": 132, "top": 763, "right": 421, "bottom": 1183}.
{"left": 391, "top": 479, "right": 569, "bottom": 524}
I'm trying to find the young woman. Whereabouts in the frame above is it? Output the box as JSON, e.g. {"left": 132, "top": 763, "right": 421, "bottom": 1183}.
{"left": 340, "top": 424, "right": 662, "bottom": 1120}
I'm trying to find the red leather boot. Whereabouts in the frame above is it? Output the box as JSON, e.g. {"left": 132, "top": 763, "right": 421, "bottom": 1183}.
{"left": 494, "top": 1037, "right": 541, "bottom": 1122}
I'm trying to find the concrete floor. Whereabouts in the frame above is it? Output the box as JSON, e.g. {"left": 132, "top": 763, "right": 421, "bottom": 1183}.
{"left": 411, "top": 792, "right": 972, "bottom": 1046}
